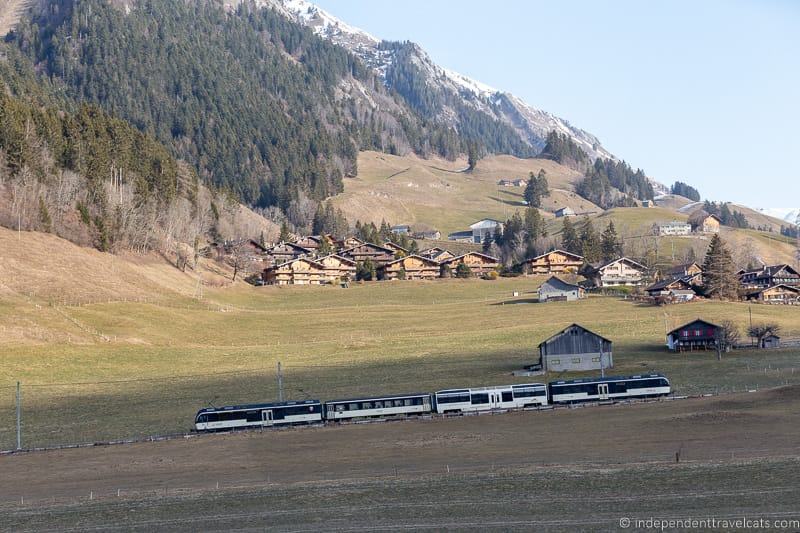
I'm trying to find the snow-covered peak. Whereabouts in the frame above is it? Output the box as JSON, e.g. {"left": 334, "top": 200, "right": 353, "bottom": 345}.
{"left": 441, "top": 67, "right": 497, "bottom": 99}
{"left": 279, "top": 0, "right": 379, "bottom": 45}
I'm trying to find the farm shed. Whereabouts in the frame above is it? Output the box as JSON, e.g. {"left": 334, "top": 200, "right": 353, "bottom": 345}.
{"left": 538, "top": 324, "right": 613, "bottom": 372}
{"left": 538, "top": 276, "right": 585, "bottom": 302}
{"left": 761, "top": 334, "right": 781, "bottom": 349}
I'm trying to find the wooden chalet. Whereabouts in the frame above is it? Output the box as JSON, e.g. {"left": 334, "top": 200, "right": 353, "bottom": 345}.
{"left": 262, "top": 257, "right": 326, "bottom": 285}
{"left": 520, "top": 250, "right": 584, "bottom": 276}
{"left": 739, "top": 264, "right": 800, "bottom": 289}
{"left": 317, "top": 254, "right": 357, "bottom": 281}
{"left": 668, "top": 262, "right": 703, "bottom": 278}
{"left": 645, "top": 276, "right": 696, "bottom": 298}
{"left": 336, "top": 236, "right": 365, "bottom": 249}
{"left": 382, "top": 241, "right": 409, "bottom": 255}
{"left": 413, "top": 229, "right": 441, "bottom": 240}
{"left": 293, "top": 235, "right": 333, "bottom": 252}
{"left": 265, "top": 242, "right": 312, "bottom": 265}
{"left": 538, "top": 276, "right": 586, "bottom": 302}
{"left": 746, "top": 284, "right": 800, "bottom": 304}
{"left": 340, "top": 242, "right": 396, "bottom": 266}
{"left": 537, "top": 324, "right": 613, "bottom": 372}
{"left": 582, "top": 257, "right": 646, "bottom": 288}
{"left": 440, "top": 252, "right": 499, "bottom": 276}
{"left": 688, "top": 212, "right": 721, "bottom": 234}
{"left": 378, "top": 255, "right": 440, "bottom": 280}
{"left": 666, "top": 319, "right": 721, "bottom": 351}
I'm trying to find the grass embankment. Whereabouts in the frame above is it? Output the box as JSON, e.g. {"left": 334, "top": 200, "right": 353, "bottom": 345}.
{"left": 2, "top": 273, "right": 800, "bottom": 449}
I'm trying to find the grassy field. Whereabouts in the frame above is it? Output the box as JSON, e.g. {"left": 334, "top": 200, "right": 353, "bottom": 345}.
{"left": 3, "top": 268, "right": 800, "bottom": 449}
{"left": 329, "top": 150, "right": 593, "bottom": 233}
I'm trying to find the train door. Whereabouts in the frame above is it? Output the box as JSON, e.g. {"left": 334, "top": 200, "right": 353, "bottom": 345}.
{"left": 492, "top": 391, "right": 502, "bottom": 409}
{"left": 423, "top": 396, "right": 431, "bottom": 412}
{"left": 597, "top": 384, "right": 609, "bottom": 400}
{"left": 261, "top": 410, "right": 274, "bottom": 427}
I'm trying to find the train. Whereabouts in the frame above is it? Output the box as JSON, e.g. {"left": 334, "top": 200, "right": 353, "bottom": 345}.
{"left": 194, "top": 373, "right": 671, "bottom": 432}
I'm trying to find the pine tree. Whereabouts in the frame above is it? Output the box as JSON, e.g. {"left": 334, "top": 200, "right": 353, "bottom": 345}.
{"left": 600, "top": 221, "right": 622, "bottom": 261}
{"left": 580, "top": 218, "right": 601, "bottom": 263}
{"left": 279, "top": 221, "right": 291, "bottom": 243}
{"left": 701, "top": 235, "right": 739, "bottom": 300}
{"left": 482, "top": 231, "right": 493, "bottom": 253}
{"left": 560, "top": 217, "right": 580, "bottom": 255}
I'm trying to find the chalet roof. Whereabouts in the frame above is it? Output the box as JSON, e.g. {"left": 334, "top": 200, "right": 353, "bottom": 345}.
{"left": 294, "top": 235, "right": 323, "bottom": 244}
{"left": 265, "top": 256, "right": 324, "bottom": 271}
{"left": 668, "top": 262, "right": 702, "bottom": 275}
{"left": 646, "top": 276, "right": 692, "bottom": 292}
{"left": 657, "top": 220, "right": 691, "bottom": 228}
{"left": 527, "top": 249, "right": 584, "bottom": 263}
{"left": 317, "top": 254, "right": 356, "bottom": 266}
{"left": 340, "top": 242, "right": 396, "bottom": 255}
{"left": 247, "top": 239, "right": 268, "bottom": 252}
{"left": 539, "top": 276, "right": 582, "bottom": 292}
{"left": 469, "top": 218, "right": 503, "bottom": 229}
{"left": 419, "top": 247, "right": 446, "bottom": 256}
{"left": 538, "top": 323, "right": 612, "bottom": 348}
{"left": 382, "top": 241, "right": 409, "bottom": 253}
{"left": 380, "top": 254, "right": 440, "bottom": 268}
{"left": 668, "top": 318, "right": 720, "bottom": 336}
{"left": 268, "top": 242, "right": 313, "bottom": 253}
{"left": 442, "top": 251, "right": 499, "bottom": 264}
{"left": 589, "top": 257, "right": 647, "bottom": 272}
{"left": 763, "top": 264, "right": 800, "bottom": 277}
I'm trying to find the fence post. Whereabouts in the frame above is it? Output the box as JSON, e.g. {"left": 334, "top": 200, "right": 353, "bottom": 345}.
{"left": 16, "top": 381, "right": 22, "bottom": 451}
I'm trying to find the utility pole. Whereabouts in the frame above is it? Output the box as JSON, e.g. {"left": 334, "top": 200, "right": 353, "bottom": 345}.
{"left": 16, "top": 382, "right": 21, "bottom": 450}
{"left": 599, "top": 340, "right": 605, "bottom": 378}
{"left": 277, "top": 362, "right": 284, "bottom": 402}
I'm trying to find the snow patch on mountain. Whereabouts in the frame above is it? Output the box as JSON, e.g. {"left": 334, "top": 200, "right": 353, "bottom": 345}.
{"left": 271, "top": 0, "right": 616, "bottom": 161}
{"left": 759, "top": 208, "right": 800, "bottom": 224}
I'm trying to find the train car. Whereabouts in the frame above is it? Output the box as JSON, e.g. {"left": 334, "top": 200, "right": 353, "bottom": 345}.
{"left": 194, "top": 399, "right": 322, "bottom": 432}
{"left": 433, "top": 383, "right": 548, "bottom": 414}
{"left": 323, "top": 393, "right": 432, "bottom": 421}
{"left": 548, "top": 374, "right": 671, "bottom": 404}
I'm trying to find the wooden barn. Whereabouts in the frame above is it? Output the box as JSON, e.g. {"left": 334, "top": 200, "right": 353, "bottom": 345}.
{"left": 378, "top": 255, "right": 440, "bottom": 280}
{"left": 440, "top": 252, "right": 499, "bottom": 276}
{"left": 538, "top": 276, "right": 585, "bottom": 302}
{"left": 666, "top": 319, "right": 721, "bottom": 351}
{"left": 520, "top": 250, "right": 584, "bottom": 276}
{"left": 537, "top": 324, "right": 613, "bottom": 372}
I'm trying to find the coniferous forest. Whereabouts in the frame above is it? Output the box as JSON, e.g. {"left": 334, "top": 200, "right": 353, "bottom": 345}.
{"left": 9, "top": 0, "right": 478, "bottom": 211}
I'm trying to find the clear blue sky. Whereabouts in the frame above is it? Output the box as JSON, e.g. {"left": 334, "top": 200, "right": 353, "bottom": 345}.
{"left": 313, "top": 0, "right": 799, "bottom": 210}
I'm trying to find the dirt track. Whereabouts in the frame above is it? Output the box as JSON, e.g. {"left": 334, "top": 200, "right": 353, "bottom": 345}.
{"left": 4, "top": 387, "right": 800, "bottom": 505}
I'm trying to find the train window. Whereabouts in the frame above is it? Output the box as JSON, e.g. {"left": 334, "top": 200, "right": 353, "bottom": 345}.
{"left": 362, "top": 402, "right": 373, "bottom": 410}
{"left": 374, "top": 401, "right": 383, "bottom": 409}
{"left": 571, "top": 358, "right": 581, "bottom": 364}
{"left": 502, "top": 391, "right": 513, "bottom": 402}
{"left": 394, "top": 400, "right": 404, "bottom": 407}
{"left": 335, "top": 404, "right": 345, "bottom": 412}
{"left": 471, "top": 393, "right": 489, "bottom": 404}
{"left": 246, "top": 410, "right": 261, "bottom": 422}
{"left": 197, "top": 414, "right": 207, "bottom": 423}
{"left": 347, "top": 403, "right": 358, "bottom": 411}
{"left": 404, "top": 399, "right": 413, "bottom": 406}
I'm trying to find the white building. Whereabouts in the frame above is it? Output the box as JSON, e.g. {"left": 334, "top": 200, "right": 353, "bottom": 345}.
{"left": 469, "top": 219, "right": 503, "bottom": 244}
{"left": 655, "top": 221, "right": 691, "bottom": 236}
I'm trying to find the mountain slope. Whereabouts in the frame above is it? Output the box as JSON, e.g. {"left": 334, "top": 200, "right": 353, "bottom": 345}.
{"left": 275, "top": 0, "right": 614, "bottom": 160}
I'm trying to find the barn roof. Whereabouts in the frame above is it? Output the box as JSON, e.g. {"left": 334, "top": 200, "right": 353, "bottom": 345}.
{"left": 538, "top": 323, "right": 612, "bottom": 348}
{"left": 539, "top": 276, "right": 582, "bottom": 292}
{"left": 667, "top": 318, "right": 720, "bottom": 336}
{"left": 527, "top": 249, "right": 584, "bottom": 262}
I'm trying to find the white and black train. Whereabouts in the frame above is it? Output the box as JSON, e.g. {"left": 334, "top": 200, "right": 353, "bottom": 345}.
{"left": 194, "top": 374, "right": 671, "bottom": 432}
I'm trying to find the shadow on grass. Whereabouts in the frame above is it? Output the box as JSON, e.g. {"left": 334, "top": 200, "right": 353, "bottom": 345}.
{"left": 491, "top": 298, "right": 541, "bottom": 305}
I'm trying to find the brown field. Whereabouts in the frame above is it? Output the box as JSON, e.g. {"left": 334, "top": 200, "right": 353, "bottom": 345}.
{"left": 3, "top": 387, "right": 800, "bottom": 530}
